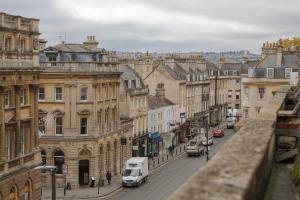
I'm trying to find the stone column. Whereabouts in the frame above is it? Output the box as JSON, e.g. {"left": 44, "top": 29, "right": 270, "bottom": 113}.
{"left": 0, "top": 86, "right": 5, "bottom": 161}
{"left": 14, "top": 85, "right": 21, "bottom": 157}
{"left": 29, "top": 84, "right": 38, "bottom": 150}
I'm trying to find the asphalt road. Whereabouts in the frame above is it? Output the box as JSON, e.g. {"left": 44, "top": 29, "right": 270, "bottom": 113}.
{"left": 102, "top": 128, "right": 235, "bottom": 200}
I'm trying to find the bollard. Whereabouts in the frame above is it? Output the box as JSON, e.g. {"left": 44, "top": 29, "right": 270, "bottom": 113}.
{"left": 167, "top": 154, "right": 169, "bottom": 160}
{"left": 184, "top": 145, "right": 185, "bottom": 150}
{"left": 176, "top": 149, "right": 178, "bottom": 155}
{"left": 158, "top": 158, "right": 160, "bottom": 165}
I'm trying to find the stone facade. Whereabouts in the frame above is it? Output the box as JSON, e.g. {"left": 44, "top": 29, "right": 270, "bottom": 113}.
{"left": 0, "top": 12, "right": 42, "bottom": 200}
{"left": 38, "top": 37, "right": 132, "bottom": 188}
{"left": 119, "top": 65, "right": 149, "bottom": 157}
{"left": 241, "top": 39, "right": 300, "bottom": 120}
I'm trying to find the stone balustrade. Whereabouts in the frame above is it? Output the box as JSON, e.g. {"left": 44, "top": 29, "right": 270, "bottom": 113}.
{"left": 0, "top": 149, "right": 41, "bottom": 177}
{"left": 168, "top": 119, "right": 275, "bottom": 200}
{"left": 40, "top": 62, "right": 119, "bottom": 73}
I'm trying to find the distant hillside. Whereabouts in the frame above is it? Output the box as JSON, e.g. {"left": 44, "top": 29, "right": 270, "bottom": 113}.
{"left": 116, "top": 50, "right": 260, "bottom": 64}
{"left": 203, "top": 50, "right": 260, "bottom": 64}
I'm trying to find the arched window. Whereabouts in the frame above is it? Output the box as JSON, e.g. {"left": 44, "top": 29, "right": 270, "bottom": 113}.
{"left": 41, "top": 150, "right": 46, "bottom": 165}
{"left": 54, "top": 150, "right": 64, "bottom": 174}
{"left": 9, "top": 186, "right": 17, "bottom": 200}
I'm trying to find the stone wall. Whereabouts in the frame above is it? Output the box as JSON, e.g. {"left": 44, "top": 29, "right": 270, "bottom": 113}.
{"left": 168, "top": 119, "right": 275, "bottom": 200}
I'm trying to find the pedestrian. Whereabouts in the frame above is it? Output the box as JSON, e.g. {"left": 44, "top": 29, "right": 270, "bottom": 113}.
{"left": 106, "top": 171, "right": 112, "bottom": 185}
{"left": 90, "top": 176, "right": 95, "bottom": 187}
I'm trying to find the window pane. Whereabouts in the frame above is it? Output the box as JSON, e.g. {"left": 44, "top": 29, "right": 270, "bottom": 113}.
{"left": 55, "top": 87, "right": 62, "bottom": 100}
{"left": 55, "top": 118, "right": 62, "bottom": 134}
{"left": 80, "top": 118, "right": 87, "bottom": 135}
{"left": 80, "top": 88, "right": 87, "bottom": 100}
{"left": 39, "top": 87, "right": 45, "bottom": 100}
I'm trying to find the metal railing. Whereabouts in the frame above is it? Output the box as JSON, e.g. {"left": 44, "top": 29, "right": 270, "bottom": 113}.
{"left": 40, "top": 62, "right": 119, "bottom": 73}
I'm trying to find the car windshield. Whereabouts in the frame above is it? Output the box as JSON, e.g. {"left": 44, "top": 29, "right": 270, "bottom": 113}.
{"left": 124, "top": 169, "right": 139, "bottom": 176}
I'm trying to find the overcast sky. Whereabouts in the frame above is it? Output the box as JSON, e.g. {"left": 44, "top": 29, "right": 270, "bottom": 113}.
{"left": 1, "top": 0, "right": 300, "bottom": 53}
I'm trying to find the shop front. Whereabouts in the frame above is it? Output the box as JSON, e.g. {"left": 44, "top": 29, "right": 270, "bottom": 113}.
{"left": 147, "top": 132, "right": 161, "bottom": 157}
{"left": 132, "top": 133, "right": 148, "bottom": 157}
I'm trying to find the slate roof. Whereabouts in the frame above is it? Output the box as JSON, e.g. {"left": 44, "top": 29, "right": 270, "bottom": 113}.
{"left": 119, "top": 65, "right": 145, "bottom": 90}
{"left": 39, "top": 43, "right": 106, "bottom": 62}
{"left": 52, "top": 43, "right": 105, "bottom": 53}
{"left": 257, "top": 52, "right": 299, "bottom": 69}
{"left": 148, "top": 95, "right": 175, "bottom": 110}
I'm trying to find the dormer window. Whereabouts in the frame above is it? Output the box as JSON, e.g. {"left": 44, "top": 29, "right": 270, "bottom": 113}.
{"left": 48, "top": 54, "right": 57, "bottom": 62}
{"left": 128, "top": 80, "right": 132, "bottom": 89}
{"left": 136, "top": 79, "right": 141, "bottom": 88}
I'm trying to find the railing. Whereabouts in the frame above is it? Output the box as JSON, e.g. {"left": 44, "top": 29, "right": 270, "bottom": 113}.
{"left": 23, "top": 153, "right": 35, "bottom": 163}
{"left": 40, "top": 62, "right": 119, "bottom": 73}
{"left": 0, "top": 150, "right": 41, "bottom": 176}
{"left": 129, "top": 88, "right": 149, "bottom": 95}
{"left": 0, "top": 163, "right": 4, "bottom": 172}
{"left": 8, "top": 158, "right": 20, "bottom": 168}
{"left": 0, "top": 60, "right": 38, "bottom": 69}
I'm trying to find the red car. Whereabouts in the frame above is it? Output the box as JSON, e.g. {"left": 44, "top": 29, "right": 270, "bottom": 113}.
{"left": 213, "top": 129, "right": 224, "bottom": 138}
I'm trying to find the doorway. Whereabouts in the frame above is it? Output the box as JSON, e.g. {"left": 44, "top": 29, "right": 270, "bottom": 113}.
{"left": 79, "top": 159, "right": 89, "bottom": 185}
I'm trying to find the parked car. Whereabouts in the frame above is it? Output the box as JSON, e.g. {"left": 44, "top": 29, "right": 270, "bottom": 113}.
{"left": 186, "top": 138, "right": 205, "bottom": 156}
{"left": 226, "top": 117, "right": 236, "bottom": 129}
{"left": 213, "top": 129, "right": 224, "bottom": 138}
{"left": 202, "top": 135, "right": 213, "bottom": 146}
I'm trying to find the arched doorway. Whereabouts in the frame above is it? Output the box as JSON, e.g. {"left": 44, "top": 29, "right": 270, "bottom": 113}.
{"left": 24, "top": 179, "right": 32, "bottom": 200}
{"left": 9, "top": 186, "right": 17, "bottom": 200}
{"left": 53, "top": 149, "right": 64, "bottom": 174}
{"left": 78, "top": 149, "right": 91, "bottom": 186}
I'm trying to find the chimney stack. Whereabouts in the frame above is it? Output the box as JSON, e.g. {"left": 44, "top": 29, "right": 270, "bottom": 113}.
{"left": 156, "top": 83, "right": 165, "bottom": 101}
{"left": 83, "top": 35, "right": 99, "bottom": 48}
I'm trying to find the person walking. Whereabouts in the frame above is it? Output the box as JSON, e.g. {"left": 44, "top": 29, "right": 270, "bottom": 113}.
{"left": 106, "top": 171, "right": 112, "bottom": 185}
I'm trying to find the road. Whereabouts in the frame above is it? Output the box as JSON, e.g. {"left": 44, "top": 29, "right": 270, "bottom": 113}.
{"left": 102, "top": 128, "right": 235, "bottom": 200}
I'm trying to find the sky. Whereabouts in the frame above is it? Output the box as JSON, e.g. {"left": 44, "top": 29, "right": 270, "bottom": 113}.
{"left": 1, "top": 0, "right": 300, "bottom": 53}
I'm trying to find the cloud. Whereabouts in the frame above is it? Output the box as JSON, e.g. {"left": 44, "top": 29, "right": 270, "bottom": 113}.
{"left": 1, "top": 0, "right": 300, "bottom": 53}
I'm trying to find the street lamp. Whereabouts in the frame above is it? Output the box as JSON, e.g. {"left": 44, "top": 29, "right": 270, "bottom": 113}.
{"left": 35, "top": 165, "right": 57, "bottom": 200}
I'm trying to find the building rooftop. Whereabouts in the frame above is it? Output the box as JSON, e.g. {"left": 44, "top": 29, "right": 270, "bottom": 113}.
{"left": 148, "top": 95, "right": 175, "bottom": 110}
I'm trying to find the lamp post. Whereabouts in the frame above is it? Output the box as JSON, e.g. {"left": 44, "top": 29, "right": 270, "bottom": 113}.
{"left": 35, "top": 165, "right": 57, "bottom": 200}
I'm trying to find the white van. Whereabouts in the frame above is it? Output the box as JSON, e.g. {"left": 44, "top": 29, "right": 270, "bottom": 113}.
{"left": 122, "top": 157, "right": 149, "bottom": 187}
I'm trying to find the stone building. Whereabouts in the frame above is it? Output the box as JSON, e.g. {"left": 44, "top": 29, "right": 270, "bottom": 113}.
{"left": 148, "top": 83, "right": 180, "bottom": 156}
{"left": 241, "top": 40, "right": 299, "bottom": 119}
{"left": 0, "top": 13, "right": 42, "bottom": 200}
{"left": 38, "top": 37, "right": 132, "bottom": 188}
{"left": 119, "top": 65, "right": 149, "bottom": 157}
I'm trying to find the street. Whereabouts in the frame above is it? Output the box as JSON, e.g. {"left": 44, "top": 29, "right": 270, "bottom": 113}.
{"left": 101, "top": 128, "right": 235, "bottom": 200}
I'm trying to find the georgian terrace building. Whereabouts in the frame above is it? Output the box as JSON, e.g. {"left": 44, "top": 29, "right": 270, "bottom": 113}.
{"left": 241, "top": 40, "right": 300, "bottom": 120}
{"left": 0, "top": 13, "right": 42, "bottom": 200}
{"left": 119, "top": 65, "right": 149, "bottom": 157}
{"left": 38, "top": 37, "right": 132, "bottom": 188}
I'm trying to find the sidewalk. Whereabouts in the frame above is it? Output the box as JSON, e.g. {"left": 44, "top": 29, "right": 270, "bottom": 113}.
{"left": 42, "top": 143, "right": 187, "bottom": 200}
{"left": 42, "top": 175, "right": 122, "bottom": 200}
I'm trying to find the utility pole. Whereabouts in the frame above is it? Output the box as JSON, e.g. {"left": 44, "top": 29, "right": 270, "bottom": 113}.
{"left": 35, "top": 165, "right": 57, "bottom": 200}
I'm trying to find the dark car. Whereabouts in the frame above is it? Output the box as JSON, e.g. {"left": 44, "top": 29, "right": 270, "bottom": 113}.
{"left": 213, "top": 129, "right": 224, "bottom": 138}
